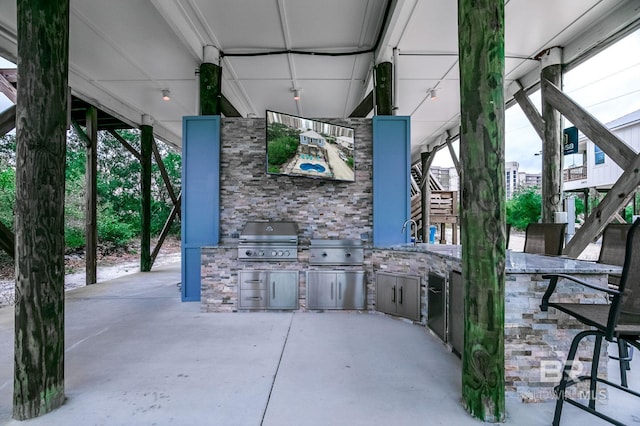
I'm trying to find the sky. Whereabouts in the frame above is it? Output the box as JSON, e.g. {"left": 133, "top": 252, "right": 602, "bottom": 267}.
{"left": 1, "top": 29, "right": 640, "bottom": 172}
{"left": 433, "top": 28, "right": 640, "bottom": 173}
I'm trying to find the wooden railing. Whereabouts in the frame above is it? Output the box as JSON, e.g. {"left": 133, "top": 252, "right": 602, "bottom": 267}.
{"left": 563, "top": 165, "right": 587, "bottom": 182}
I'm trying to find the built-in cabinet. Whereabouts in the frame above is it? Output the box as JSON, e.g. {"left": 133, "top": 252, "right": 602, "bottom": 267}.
{"left": 448, "top": 270, "right": 463, "bottom": 357}
{"left": 427, "top": 273, "right": 446, "bottom": 340}
{"left": 375, "top": 272, "right": 420, "bottom": 321}
{"left": 306, "top": 271, "right": 366, "bottom": 309}
{"left": 238, "top": 270, "right": 298, "bottom": 310}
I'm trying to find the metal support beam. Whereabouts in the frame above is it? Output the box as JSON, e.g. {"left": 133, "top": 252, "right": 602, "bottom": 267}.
{"left": 140, "top": 117, "right": 153, "bottom": 272}
{"left": 564, "top": 152, "right": 640, "bottom": 257}
{"left": 150, "top": 193, "right": 181, "bottom": 268}
{"left": 349, "top": 90, "right": 374, "bottom": 118}
{"left": 0, "top": 220, "right": 14, "bottom": 259}
{"left": 221, "top": 94, "right": 242, "bottom": 118}
{"left": 374, "top": 62, "right": 393, "bottom": 115}
{"left": 508, "top": 80, "right": 544, "bottom": 140}
{"left": 151, "top": 140, "right": 178, "bottom": 208}
{"left": 107, "top": 128, "right": 141, "bottom": 161}
{"left": 540, "top": 47, "right": 564, "bottom": 223}
{"left": 85, "top": 106, "right": 98, "bottom": 285}
{"left": 0, "top": 104, "right": 16, "bottom": 135}
{"left": 446, "top": 135, "right": 462, "bottom": 175}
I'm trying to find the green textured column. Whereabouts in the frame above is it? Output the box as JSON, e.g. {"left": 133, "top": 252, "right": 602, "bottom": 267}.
{"left": 200, "top": 62, "right": 222, "bottom": 115}
{"left": 458, "top": 0, "right": 506, "bottom": 421}
{"left": 374, "top": 61, "right": 393, "bottom": 115}
{"left": 13, "top": 0, "right": 69, "bottom": 419}
{"left": 140, "top": 122, "right": 153, "bottom": 272}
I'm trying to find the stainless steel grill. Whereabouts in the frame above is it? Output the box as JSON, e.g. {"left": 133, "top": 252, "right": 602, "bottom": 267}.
{"left": 308, "top": 239, "right": 364, "bottom": 266}
{"left": 238, "top": 221, "right": 298, "bottom": 261}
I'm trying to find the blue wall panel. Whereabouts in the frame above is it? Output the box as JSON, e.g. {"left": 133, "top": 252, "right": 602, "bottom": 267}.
{"left": 181, "top": 116, "right": 220, "bottom": 301}
{"left": 372, "top": 116, "right": 411, "bottom": 246}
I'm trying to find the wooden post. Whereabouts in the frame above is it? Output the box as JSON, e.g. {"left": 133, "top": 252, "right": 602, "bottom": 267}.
{"left": 13, "top": 0, "right": 69, "bottom": 419}
{"left": 374, "top": 62, "right": 393, "bottom": 115}
{"left": 421, "top": 151, "right": 433, "bottom": 241}
{"left": 0, "top": 104, "right": 16, "bottom": 135}
{"left": 458, "top": 0, "right": 506, "bottom": 421}
{"left": 200, "top": 46, "right": 222, "bottom": 116}
{"left": 140, "top": 116, "right": 153, "bottom": 272}
{"left": 85, "top": 106, "right": 98, "bottom": 285}
{"left": 540, "top": 47, "right": 564, "bottom": 223}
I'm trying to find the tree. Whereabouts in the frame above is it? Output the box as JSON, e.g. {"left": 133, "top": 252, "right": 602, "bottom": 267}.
{"left": 506, "top": 187, "right": 541, "bottom": 230}
{"left": 458, "top": 0, "right": 506, "bottom": 421}
{"left": 13, "top": 0, "right": 69, "bottom": 419}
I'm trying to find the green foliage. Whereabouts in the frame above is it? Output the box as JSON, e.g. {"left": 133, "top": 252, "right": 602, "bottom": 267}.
{"left": 97, "top": 204, "right": 136, "bottom": 245}
{"left": 506, "top": 187, "right": 541, "bottom": 231}
{"left": 0, "top": 167, "right": 15, "bottom": 229}
{"left": 65, "top": 227, "right": 85, "bottom": 250}
{"left": 267, "top": 136, "right": 298, "bottom": 168}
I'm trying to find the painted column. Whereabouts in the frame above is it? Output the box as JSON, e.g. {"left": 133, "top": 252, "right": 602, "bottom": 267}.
{"left": 540, "top": 47, "right": 564, "bottom": 223}
{"left": 200, "top": 45, "right": 222, "bottom": 116}
{"left": 458, "top": 0, "right": 506, "bottom": 421}
{"left": 374, "top": 61, "right": 393, "bottom": 115}
{"left": 140, "top": 114, "right": 153, "bottom": 272}
{"left": 85, "top": 106, "right": 98, "bottom": 284}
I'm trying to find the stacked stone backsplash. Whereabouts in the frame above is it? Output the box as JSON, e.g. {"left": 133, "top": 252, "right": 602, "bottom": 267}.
{"left": 219, "top": 118, "right": 373, "bottom": 243}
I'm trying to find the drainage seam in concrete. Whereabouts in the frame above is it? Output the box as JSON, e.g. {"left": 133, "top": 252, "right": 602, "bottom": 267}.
{"left": 260, "top": 313, "right": 295, "bottom": 426}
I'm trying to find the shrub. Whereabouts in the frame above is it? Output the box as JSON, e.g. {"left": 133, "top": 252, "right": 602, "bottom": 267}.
{"left": 506, "top": 187, "right": 541, "bottom": 231}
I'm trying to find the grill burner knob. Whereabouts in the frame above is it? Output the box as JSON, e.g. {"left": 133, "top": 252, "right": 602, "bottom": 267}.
{"left": 284, "top": 250, "right": 289, "bottom": 256}
{"left": 245, "top": 250, "right": 252, "bottom": 256}
{"left": 322, "top": 252, "right": 328, "bottom": 257}
{"left": 272, "top": 250, "right": 277, "bottom": 256}
{"left": 259, "top": 251, "right": 265, "bottom": 256}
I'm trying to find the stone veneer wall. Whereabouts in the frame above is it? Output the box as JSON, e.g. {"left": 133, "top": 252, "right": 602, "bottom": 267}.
{"left": 219, "top": 118, "right": 372, "bottom": 244}
{"left": 201, "top": 118, "right": 374, "bottom": 312}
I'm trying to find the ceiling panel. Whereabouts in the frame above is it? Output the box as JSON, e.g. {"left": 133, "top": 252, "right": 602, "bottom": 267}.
{"left": 193, "top": 0, "right": 285, "bottom": 49}
{"left": 505, "top": 0, "right": 605, "bottom": 56}
{"left": 396, "top": 0, "right": 459, "bottom": 54}
{"left": 398, "top": 55, "right": 457, "bottom": 81}
{"left": 284, "top": 0, "right": 386, "bottom": 49}
{"left": 226, "top": 55, "right": 291, "bottom": 80}
{"left": 293, "top": 55, "right": 359, "bottom": 80}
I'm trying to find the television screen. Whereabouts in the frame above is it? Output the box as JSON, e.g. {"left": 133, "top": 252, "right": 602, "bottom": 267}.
{"left": 266, "top": 110, "right": 355, "bottom": 182}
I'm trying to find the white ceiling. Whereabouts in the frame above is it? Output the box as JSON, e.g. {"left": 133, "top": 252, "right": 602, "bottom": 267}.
{"left": 0, "top": 0, "right": 639, "bottom": 158}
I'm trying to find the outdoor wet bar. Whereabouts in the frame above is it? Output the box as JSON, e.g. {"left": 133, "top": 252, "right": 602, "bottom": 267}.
{"left": 371, "top": 244, "right": 623, "bottom": 400}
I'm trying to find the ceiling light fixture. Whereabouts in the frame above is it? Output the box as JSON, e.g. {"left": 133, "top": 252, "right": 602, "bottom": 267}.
{"left": 292, "top": 88, "right": 302, "bottom": 101}
{"left": 429, "top": 88, "right": 438, "bottom": 100}
{"left": 162, "top": 89, "right": 171, "bottom": 101}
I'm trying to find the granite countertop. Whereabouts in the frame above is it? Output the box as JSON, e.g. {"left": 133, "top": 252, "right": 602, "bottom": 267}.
{"left": 377, "top": 244, "right": 622, "bottom": 274}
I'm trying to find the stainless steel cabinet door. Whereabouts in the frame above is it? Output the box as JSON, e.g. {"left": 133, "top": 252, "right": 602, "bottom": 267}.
{"left": 396, "top": 275, "right": 420, "bottom": 321}
{"left": 267, "top": 271, "right": 299, "bottom": 309}
{"left": 448, "top": 271, "right": 463, "bottom": 357}
{"left": 376, "top": 272, "right": 398, "bottom": 315}
{"left": 336, "top": 271, "right": 365, "bottom": 309}
{"left": 306, "top": 271, "right": 337, "bottom": 309}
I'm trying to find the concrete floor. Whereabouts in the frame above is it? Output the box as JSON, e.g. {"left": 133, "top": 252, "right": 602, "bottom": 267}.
{"left": 0, "top": 263, "right": 638, "bottom": 425}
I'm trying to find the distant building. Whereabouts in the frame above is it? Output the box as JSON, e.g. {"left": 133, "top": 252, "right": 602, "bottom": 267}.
{"left": 299, "top": 130, "right": 326, "bottom": 148}
{"left": 563, "top": 109, "right": 640, "bottom": 193}
{"left": 506, "top": 161, "right": 541, "bottom": 199}
{"left": 506, "top": 162, "right": 519, "bottom": 199}
{"left": 430, "top": 166, "right": 459, "bottom": 191}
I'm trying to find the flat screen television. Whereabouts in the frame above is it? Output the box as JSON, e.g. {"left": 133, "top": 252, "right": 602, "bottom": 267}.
{"left": 266, "top": 110, "right": 355, "bottom": 182}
